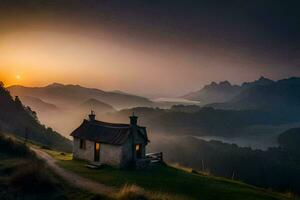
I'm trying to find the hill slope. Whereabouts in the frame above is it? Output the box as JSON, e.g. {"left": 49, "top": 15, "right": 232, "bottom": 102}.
{"left": 212, "top": 77, "right": 300, "bottom": 112}
{"left": 48, "top": 150, "right": 290, "bottom": 200}
{"left": 278, "top": 127, "right": 300, "bottom": 154}
{"left": 183, "top": 81, "right": 241, "bottom": 104}
{"left": 8, "top": 83, "right": 153, "bottom": 109}
{"left": 0, "top": 133, "right": 98, "bottom": 200}
{"left": 80, "top": 98, "right": 116, "bottom": 113}
{"left": 183, "top": 76, "right": 274, "bottom": 104}
{"left": 0, "top": 83, "right": 71, "bottom": 152}
{"left": 19, "top": 95, "right": 59, "bottom": 112}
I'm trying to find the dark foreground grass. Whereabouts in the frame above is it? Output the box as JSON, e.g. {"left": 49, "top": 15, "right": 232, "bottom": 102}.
{"left": 48, "top": 150, "right": 291, "bottom": 200}
{"left": 0, "top": 154, "right": 107, "bottom": 200}
{"left": 0, "top": 133, "right": 108, "bottom": 200}
{"left": 0, "top": 156, "right": 63, "bottom": 199}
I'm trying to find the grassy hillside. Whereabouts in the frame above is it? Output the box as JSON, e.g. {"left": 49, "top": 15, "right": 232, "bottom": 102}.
{"left": 0, "top": 134, "right": 97, "bottom": 200}
{"left": 47, "top": 150, "right": 292, "bottom": 200}
{"left": 0, "top": 83, "right": 72, "bottom": 152}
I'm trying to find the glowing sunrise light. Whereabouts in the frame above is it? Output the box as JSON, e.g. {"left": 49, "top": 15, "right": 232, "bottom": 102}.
{"left": 16, "top": 75, "right": 21, "bottom": 80}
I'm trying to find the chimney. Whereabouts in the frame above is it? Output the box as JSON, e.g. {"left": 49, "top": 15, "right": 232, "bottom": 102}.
{"left": 129, "top": 112, "right": 138, "bottom": 126}
{"left": 89, "top": 110, "right": 96, "bottom": 121}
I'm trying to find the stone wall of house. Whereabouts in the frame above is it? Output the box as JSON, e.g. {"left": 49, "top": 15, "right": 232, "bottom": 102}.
{"left": 73, "top": 138, "right": 123, "bottom": 166}
{"left": 119, "top": 131, "right": 148, "bottom": 168}
{"left": 121, "top": 138, "right": 133, "bottom": 168}
{"left": 100, "top": 144, "right": 122, "bottom": 167}
{"left": 73, "top": 138, "right": 94, "bottom": 162}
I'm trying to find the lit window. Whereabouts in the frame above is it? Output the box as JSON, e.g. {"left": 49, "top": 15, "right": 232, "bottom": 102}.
{"left": 135, "top": 144, "right": 140, "bottom": 151}
{"left": 95, "top": 143, "right": 100, "bottom": 150}
{"left": 135, "top": 144, "right": 142, "bottom": 159}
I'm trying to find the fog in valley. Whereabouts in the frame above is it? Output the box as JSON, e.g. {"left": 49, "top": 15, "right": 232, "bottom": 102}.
{"left": 5, "top": 77, "right": 300, "bottom": 194}
{"left": 22, "top": 94, "right": 300, "bottom": 152}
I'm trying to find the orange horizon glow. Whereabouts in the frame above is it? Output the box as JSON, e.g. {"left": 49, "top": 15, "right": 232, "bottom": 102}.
{"left": 0, "top": 26, "right": 216, "bottom": 95}
{"left": 1, "top": 18, "right": 297, "bottom": 97}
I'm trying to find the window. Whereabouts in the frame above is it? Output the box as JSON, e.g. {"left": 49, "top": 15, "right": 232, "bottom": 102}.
{"left": 79, "top": 139, "right": 86, "bottom": 149}
{"left": 135, "top": 144, "right": 142, "bottom": 159}
{"left": 94, "top": 143, "right": 100, "bottom": 162}
{"left": 95, "top": 143, "right": 100, "bottom": 151}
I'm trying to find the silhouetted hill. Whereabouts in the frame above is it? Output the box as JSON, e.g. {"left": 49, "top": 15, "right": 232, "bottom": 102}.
{"left": 151, "top": 134, "right": 300, "bottom": 194}
{"left": 8, "top": 83, "right": 153, "bottom": 109}
{"left": 212, "top": 77, "right": 300, "bottom": 113}
{"left": 183, "top": 76, "right": 274, "bottom": 104}
{"left": 104, "top": 106, "right": 296, "bottom": 138}
{"left": 241, "top": 76, "right": 274, "bottom": 89}
{"left": 0, "top": 83, "right": 71, "bottom": 152}
{"left": 278, "top": 127, "right": 300, "bottom": 154}
{"left": 80, "top": 98, "right": 116, "bottom": 113}
{"left": 183, "top": 81, "right": 241, "bottom": 104}
{"left": 19, "top": 95, "right": 59, "bottom": 112}
{"left": 170, "top": 104, "right": 202, "bottom": 113}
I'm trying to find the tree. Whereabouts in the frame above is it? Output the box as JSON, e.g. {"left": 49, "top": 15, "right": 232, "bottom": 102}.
{"left": 46, "top": 127, "right": 53, "bottom": 134}
{"left": 14, "top": 96, "right": 23, "bottom": 108}
{"left": 26, "top": 106, "right": 38, "bottom": 121}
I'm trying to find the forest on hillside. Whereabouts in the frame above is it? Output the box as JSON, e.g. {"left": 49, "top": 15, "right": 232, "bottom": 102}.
{"left": 0, "top": 82, "right": 71, "bottom": 152}
{"left": 148, "top": 128, "right": 300, "bottom": 194}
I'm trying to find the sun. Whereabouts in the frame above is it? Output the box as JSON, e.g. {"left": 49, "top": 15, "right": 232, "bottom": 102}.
{"left": 16, "top": 75, "right": 21, "bottom": 80}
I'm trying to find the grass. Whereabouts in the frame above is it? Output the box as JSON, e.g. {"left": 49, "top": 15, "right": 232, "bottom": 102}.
{"left": 0, "top": 154, "right": 104, "bottom": 200}
{"left": 0, "top": 156, "right": 62, "bottom": 199}
{"left": 116, "top": 184, "right": 188, "bottom": 200}
{"left": 0, "top": 134, "right": 107, "bottom": 200}
{"left": 46, "top": 149, "right": 292, "bottom": 200}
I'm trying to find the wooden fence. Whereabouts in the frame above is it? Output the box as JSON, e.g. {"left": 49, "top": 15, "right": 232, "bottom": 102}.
{"left": 146, "top": 152, "right": 163, "bottom": 163}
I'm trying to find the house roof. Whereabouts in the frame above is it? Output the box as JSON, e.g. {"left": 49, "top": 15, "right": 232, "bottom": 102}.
{"left": 70, "top": 119, "right": 148, "bottom": 145}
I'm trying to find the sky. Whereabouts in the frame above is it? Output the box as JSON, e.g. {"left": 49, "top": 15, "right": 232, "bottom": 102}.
{"left": 0, "top": 0, "right": 299, "bottom": 97}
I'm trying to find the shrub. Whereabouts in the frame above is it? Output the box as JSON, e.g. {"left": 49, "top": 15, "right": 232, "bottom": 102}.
{"left": 116, "top": 184, "right": 149, "bottom": 200}
{"left": 116, "top": 184, "right": 188, "bottom": 200}
{"left": 0, "top": 133, "right": 32, "bottom": 157}
{"left": 10, "top": 160, "right": 58, "bottom": 194}
{"left": 41, "top": 145, "right": 52, "bottom": 150}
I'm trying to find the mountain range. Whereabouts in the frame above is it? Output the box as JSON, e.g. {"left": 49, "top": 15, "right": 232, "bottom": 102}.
{"left": 6, "top": 77, "right": 300, "bottom": 136}
{"left": 8, "top": 83, "right": 153, "bottom": 110}
{"left": 209, "top": 77, "right": 300, "bottom": 113}
{"left": 7, "top": 83, "right": 155, "bottom": 135}
{"left": 183, "top": 76, "right": 274, "bottom": 104}
{"left": 19, "top": 95, "right": 59, "bottom": 112}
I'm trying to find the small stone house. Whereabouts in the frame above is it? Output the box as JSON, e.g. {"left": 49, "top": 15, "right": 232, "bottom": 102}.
{"left": 70, "top": 111, "right": 149, "bottom": 168}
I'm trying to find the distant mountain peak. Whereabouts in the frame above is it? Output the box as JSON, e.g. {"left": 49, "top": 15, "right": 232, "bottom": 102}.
{"left": 81, "top": 98, "right": 115, "bottom": 112}
{"left": 112, "top": 90, "right": 130, "bottom": 95}
{"left": 83, "top": 98, "right": 104, "bottom": 104}
{"left": 47, "top": 82, "right": 85, "bottom": 88}
{"left": 47, "top": 82, "right": 65, "bottom": 88}
{"left": 219, "top": 81, "right": 232, "bottom": 86}
{"left": 210, "top": 81, "right": 218, "bottom": 86}
{"left": 242, "top": 76, "right": 274, "bottom": 89}
{"left": 183, "top": 76, "right": 278, "bottom": 104}
{"left": 258, "top": 76, "right": 267, "bottom": 80}
{"left": 257, "top": 76, "right": 273, "bottom": 82}
{"left": 203, "top": 80, "right": 233, "bottom": 90}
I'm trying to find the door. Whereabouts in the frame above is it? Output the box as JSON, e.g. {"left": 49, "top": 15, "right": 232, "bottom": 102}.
{"left": 94, "top": 142, "right": 100, "bottom": 162}
{"left": 135, "top": 144, "right": 142, "bottom": 159}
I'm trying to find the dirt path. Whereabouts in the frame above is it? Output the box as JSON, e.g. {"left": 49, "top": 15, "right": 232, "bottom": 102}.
{"left": 31, "top": 147, "right": 118, "bottom": 195}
